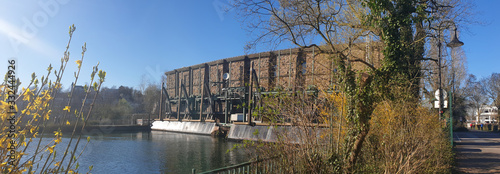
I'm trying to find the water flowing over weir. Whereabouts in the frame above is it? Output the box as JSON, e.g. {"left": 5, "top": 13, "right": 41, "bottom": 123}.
{"left": 151, "top": 120, "right": 326, "bottom": 144}
{"left": 228, "top": 124, "right": 277, "bottom": 142}
{"left": 151, "top": 121, "right": 217, "bottom": 135}
{"left": 228, "top": 124, "right": 326, "bottom": 143}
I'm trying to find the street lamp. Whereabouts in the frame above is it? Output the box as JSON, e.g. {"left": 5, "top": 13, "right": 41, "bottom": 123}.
{"left": 438, "top": 21, "right": 464, "bottom": 119}
{"left": 436, "top": 21, "right": 463, "bottom": 147}
{"left": 447, "top": 28, "right": 465, "bottom": 48}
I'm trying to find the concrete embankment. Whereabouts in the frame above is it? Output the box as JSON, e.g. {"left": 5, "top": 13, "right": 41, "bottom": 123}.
{"left": 151, "top": 121, "right": 216, "bottom": 135}
{"left": 42, "top": 125, "right": 151, "bottom": 134}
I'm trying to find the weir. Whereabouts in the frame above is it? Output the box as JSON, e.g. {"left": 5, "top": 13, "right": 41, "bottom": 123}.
{"left": 151, "top": 121, "right": 217, "bottom": 135}
{"left": 151, "top": 120, "right": 326, "bottom": 144}
{"left": 151, "top": 121, "right": 280, "bottom": 141}
{"left": 227, "top": 124, "right": 277, "bottom": 142}
{"left": 227, "top": 124, "right": 323, "bottom": 143}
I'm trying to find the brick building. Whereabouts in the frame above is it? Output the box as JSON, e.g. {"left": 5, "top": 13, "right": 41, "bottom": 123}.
{"left": 160, "top": 44, "right": 383, "bottom": 123}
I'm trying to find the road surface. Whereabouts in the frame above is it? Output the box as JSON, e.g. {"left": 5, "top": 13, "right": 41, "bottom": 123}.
{"left": 455, "top": 130, "right": 500, "bottom": 173}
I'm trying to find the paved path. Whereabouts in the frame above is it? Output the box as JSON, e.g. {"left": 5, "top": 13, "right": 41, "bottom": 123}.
{"left": 455, "top": 130, "right": 500, "bottom": 174}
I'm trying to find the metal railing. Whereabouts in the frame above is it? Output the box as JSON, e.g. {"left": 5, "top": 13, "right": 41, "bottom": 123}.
{"left": 194, "top": 156, "right": 279, "bottom": 174}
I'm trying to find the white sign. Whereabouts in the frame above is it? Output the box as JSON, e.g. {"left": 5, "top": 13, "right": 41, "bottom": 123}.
{"left": 435, "top": 90, "right": 448, "bottom": 100}
{"left": 434, "top": 100, "right": 448, "bottom": 108}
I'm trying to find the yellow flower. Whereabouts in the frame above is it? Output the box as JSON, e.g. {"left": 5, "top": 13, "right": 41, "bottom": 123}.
{"left": 54, "top": 83, "right": 61, "bottom": 89}
{"left": 54, "top": 130, "right": 61, "bottom": 137}
{"left": 23, "top": 88, "right": 33, "bottom": 101}
{"left": 32, "top": 112, "right": 40, "bottom": 118}
{"left": 44, "top": 110, "right": 51, "bottom": 120}
{"left": 46, "top": 145, "right": 55, "bottom": 153}
{"left": 22, "top": 108, "right": 31, "bottom": 115}
{"left": 0, "top": 137, "right": 5, "bottom": 148}
{"left": 63, "top": 106, "right": 71, "bottom": 112}
{"left": 66, "top": 120, "right": 71, "bottom": 125}
{"left": 34, "top": 97, "right": 42, "bottom": 105}
{"left": 55, "top": 137, "right": 61, "bottom": 144}
{"left": 76, "top": 60, "right": 82, "bottom": 68}
{"left": 24, "top": 160, "right": 33, "bottom": 168}
{"left": 44, "top": 93, "right": 53, "bottom": 101}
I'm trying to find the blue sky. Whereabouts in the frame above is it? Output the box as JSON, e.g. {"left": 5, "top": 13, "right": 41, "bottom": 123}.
{"left": 0, "top": 0, "right": 498, "bottom": 90}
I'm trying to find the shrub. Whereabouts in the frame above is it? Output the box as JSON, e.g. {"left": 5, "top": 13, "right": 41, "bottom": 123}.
{"left": 0, "top": 25, "right": 106, "bottom": 173}
{"left": 243, "top": 88, "right": 453, "bottom": 173}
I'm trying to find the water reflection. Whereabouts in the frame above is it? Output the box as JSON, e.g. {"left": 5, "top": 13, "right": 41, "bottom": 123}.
{"left": 150, "top": 131, "right": 247, "bottom": 173}
{"left": 57, "top": 131, "right": 249, "bottom": 174}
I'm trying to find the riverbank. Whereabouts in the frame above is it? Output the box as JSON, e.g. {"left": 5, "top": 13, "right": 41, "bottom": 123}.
{"left": 40, "top": 124, "right": 151, "bottom": 134}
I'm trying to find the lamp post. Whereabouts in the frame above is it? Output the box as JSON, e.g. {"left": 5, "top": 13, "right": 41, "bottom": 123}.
{"left": 437, "top": 21, "right": 464, "bottom": 146}
{"left": 437, "top": 22, "right": 464, "bottom": 119}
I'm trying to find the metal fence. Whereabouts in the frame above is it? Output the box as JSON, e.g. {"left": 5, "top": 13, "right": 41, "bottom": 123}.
{"left": 195, "top": 156, "right": 280, "bottom": 174}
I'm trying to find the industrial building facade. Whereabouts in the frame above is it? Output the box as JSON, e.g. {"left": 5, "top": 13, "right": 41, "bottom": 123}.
{"left": 159, "top": 45, "right": 382, "bottom": 124}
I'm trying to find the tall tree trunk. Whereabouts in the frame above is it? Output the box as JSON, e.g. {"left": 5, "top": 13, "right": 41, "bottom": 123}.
{"left": 347, "top": 125, "right": 369, "bottom": 173}
{"left": 346, "top": 73, "right": 374, "bottom": 173}
{"left": 412, "top": 21, "right": 425, "bottom": 99}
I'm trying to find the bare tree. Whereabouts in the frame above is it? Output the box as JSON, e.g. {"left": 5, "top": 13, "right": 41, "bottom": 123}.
{"left": 482, "top": 73, "right": 500, "bottom": 124}
{"left": 143, "top": 84, "right": 160, "bottom": 116}
{"left": 466, "top": 74, "right": 487, "bottom": 123}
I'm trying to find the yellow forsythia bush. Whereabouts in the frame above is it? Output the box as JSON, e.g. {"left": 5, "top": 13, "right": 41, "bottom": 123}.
{"left": 0, "top": 24, "right": 105, "bottom": 173}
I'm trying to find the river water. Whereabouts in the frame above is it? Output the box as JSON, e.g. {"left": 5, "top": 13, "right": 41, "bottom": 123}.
{"left": 32, "top": 131, "right": 249, "bottom": 173}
